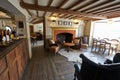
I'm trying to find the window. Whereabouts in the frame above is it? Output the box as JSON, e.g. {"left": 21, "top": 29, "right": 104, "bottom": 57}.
{"left": 93, "top": 17, "right": 120, "bottom": 39}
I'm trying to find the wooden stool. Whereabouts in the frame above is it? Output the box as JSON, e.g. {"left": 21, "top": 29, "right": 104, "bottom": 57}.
{"left": 50, "top": 46, "right": 59, "bottom": 55}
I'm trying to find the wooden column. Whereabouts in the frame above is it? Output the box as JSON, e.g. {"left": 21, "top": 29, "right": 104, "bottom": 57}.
{"left": 43, "top": 16, "right": 46, "bottom": 48}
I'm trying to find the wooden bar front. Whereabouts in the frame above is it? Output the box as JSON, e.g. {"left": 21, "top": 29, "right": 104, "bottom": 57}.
{"left": 0, "top": 39, "right": 29, "bottom": 80}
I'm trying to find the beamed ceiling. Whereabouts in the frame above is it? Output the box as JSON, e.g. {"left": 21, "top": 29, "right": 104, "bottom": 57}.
{"left": 20, "top": 0, "right": 120, "bottom": 24}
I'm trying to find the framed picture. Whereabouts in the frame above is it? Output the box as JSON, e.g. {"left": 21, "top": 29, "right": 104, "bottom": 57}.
{"left": 58, "top": 20, "right": 62, "bottom": 25}
{"left": 68, "top": 21, "right": 72, "bottom": 26}
{"left": 18, "top": 21, "right": 24, "bottom": 28}
{"left": 57, "top": 20, "right": 72, "bottom": 26}
{"left": 63, "top": 21, "right": 67, "bottom": 25}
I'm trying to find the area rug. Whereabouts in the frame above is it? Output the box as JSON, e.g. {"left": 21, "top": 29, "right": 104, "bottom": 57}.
{"left": 58, "top": 49, "right": 82, "bottom": 63}
{"left": 58, "top": 49, "right": 114, "bottom": 64}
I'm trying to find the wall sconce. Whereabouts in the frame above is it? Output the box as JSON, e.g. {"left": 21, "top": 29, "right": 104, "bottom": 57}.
{"left": 52, "top": 20, "right": 56, "bottom": 22}
{"left": 74, "top": 22, "right": 79, "bottom": 24}
{"left": 73, "top": 19, "right": 79, "bottom": 24}
{"left": 49, "top": 16, "right": 57, "bottom": 21}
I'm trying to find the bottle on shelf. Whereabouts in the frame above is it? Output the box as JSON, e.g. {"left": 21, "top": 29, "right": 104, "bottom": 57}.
{"left": 5, "top": 30, "right": 10, "bottom": 43}
{"left": 1, "top": 30, "right": 6, "bottom": 45}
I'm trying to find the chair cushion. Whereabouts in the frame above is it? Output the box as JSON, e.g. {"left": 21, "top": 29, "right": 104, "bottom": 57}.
{"left": 50, "top": 40, "right": 55, "bottom": 44}
{"left": 73, "top": 39, "right": 80, "bottom": 44}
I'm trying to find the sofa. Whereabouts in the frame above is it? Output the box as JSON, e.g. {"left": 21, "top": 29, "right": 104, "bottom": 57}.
{"left": 74, "top": 54, "right": 120, "bottom": 80}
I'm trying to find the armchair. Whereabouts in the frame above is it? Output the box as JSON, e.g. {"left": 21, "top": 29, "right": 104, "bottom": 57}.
{"left": 72, "top": 38, "right": 80, "bottom": 49}
{"left": 48, "top": 39, "right": 59, "bottom": 55}
{"left": 74, "top": 53, "right": 120, "bottom": 80}
{"left": 104, "top": 53, "right": 120, "bottom": 64}
{"left": 80, "top": 37, "right": 88, "bottom": 50}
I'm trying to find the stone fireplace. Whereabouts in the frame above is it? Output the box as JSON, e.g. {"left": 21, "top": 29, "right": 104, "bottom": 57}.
{"left": 51, "top": 27, "right": 76, "bottom": 42}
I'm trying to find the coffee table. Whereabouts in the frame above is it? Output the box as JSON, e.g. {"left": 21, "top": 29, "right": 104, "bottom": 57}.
{"left": 64, "top": 42, "right": 75, "bottom": 52}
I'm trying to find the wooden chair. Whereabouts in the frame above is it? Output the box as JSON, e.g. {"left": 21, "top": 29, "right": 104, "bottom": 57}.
{"left": 104, "top": 42, "right": 111, "bottom": 55}
{"left": 110, "top": 39, "right": 119, "bottom": 53}
{"left": 103, "top": 38, "right": 109, "bottom": 41}
{"left": 91, "top": 38, "right": 100, "bottom": 52}
{"left": 80, "top": 37, "right": 88, "bottom": 50}
{"left": 30, "top": 33, "right": 37, "bottom": 46}
{"left": 98, "top": 39, "right": 111, "bottom": 55}
{"left": 98, "top": 39, "right": 106, "bottom": 54}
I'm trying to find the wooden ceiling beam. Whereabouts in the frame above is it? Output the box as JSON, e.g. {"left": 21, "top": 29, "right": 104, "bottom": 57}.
{"left": 20, "top": 2, "right": 107, "bottom": 19}
{"left": 44, "top": 0, "right": 53, "bottom": 17}
{"left": 81, "top": 0, "right": 111, "bottom": 12}
{"left": 20, "top": 0, "right": 33, "bottom": 16}
{"left": 95, "top": 9, "right": 120, "bottom": 16}
{"left": 34, "top": 0, "right": 39, "bottom": 17}
{"left": 48, "top": 0, "right": 53, "bottom": 6}
{"left": 58, "top": 14, "right": 64, "bottom": 17}
{"left": 59, "top": 14, "right": 67, "bottom": 18}
{"left": 0, "top": 7, "right": 12, "bottom": 17}
{"left": 57, "top": 0, "right": 69, "bottom": 8}
{"left": 66, "top": 0, "right": 84, "bottom": 9}
{"left": 74, "top": 0, "right": 98, "bottom": 11}
{"left": 90, "top": 5, "right": 120, "bottom": 14}
{"left": 64, "top": 15, "right": 73, "bottom": 18}
{"left": 26, "top": 9, "right": 32, "bottom": 16}
{"left": 29, "top": 18, "right": 37, "bottom": 23}
{"left": 20, "top": 0, "right": 24, "bottom": 2}
{"left": 32, "top": 16, "right": 43, "bottom": 24}
{"left": 86, "top": 0, "right": 119, "bottom": 13}
{"left": 34, "top": 0, "right": 38, "bottom": 5}
{"left": 32, "top": 19, "right": 43, "bottom": 24}
{"left": 69, "top": 16, "right": 78, "bottom": 19}
{"left": 53, "top": 0, "right": 69, "bottom": 17}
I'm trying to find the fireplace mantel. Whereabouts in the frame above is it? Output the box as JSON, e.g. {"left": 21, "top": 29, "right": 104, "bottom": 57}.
{"left": 51, "top": 27, "right": 77, "bottom": 30}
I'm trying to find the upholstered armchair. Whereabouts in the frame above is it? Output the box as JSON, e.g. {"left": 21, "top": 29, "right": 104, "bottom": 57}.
{"left": 72, "top": 38, "right": 80, "bottom": 49}
{"left": 74, "top": 53, "right": 120, "bottom": 80}
{"left": 80, "top": 37, "right": 88, "bottom": 50}
{"left": 48, "top": 39, "right": 59, "bottom": 55}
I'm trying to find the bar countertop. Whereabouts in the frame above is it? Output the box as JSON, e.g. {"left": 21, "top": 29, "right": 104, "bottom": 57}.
{"left": 0, "top": 39, "right": 24, "bottom": 59}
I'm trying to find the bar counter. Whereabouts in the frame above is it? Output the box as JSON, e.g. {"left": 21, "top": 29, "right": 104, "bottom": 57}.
{"left": 0, "top": 38, "right": 29, "bottom": 80}
{"left": 0, "top": 39, "right": 23, "bottom": 59}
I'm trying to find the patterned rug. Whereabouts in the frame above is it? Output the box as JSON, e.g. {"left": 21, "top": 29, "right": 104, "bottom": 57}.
{"left": 58, "top": 49, "right": 82, "bottom": 63}
{"left": 58, "top": 49, "right": 115, "bottom": 64}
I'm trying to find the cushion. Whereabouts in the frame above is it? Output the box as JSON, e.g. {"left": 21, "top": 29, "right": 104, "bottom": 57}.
{"left": 73, "top": 39, "right": 80, "bottom": 44}
{"left": 50, "top": 40, "right": 55, "bottom": 44}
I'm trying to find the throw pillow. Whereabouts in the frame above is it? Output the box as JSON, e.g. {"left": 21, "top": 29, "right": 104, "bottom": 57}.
{"left": 50, "top": 40, "right": 55, "bottom": 44}
{"left": 73, "top": 39, "right": 80, "bottom": 44}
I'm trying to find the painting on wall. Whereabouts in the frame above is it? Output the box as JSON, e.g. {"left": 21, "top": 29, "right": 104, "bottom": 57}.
{"left": 18, "top": 21, "right": 24, "bottom": 28}
{"left": 57, "top": 20, "right": 72, "bottom": 26}
{"left": 63, "top": 21, "right": 67, "bottom": 25}
{"left": 68, "top": 21, "right": 72, "bottom": 26}
{"left": 58, "top": 20, "right": 62, "bottom": 25}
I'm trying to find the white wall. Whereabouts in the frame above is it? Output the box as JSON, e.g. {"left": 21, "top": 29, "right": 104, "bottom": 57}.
{"left": 8, "top": 0, "right": 32, "bottom": 59}
{"left": 46, "top": 17, "right": 85, "bottom": 38}
{"left": 76, "top": 20, "right": 85, "bottom": 37}
{"left": 46, "top": 16, "right": 52, "bottom": 38}
{"left": 34, "top": 23, "right": 43, "bottom": 33}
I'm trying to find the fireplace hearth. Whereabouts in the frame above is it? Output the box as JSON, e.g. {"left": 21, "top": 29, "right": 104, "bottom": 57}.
{"left": 56, "top": 33, "right": 73, "bottom": 43}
